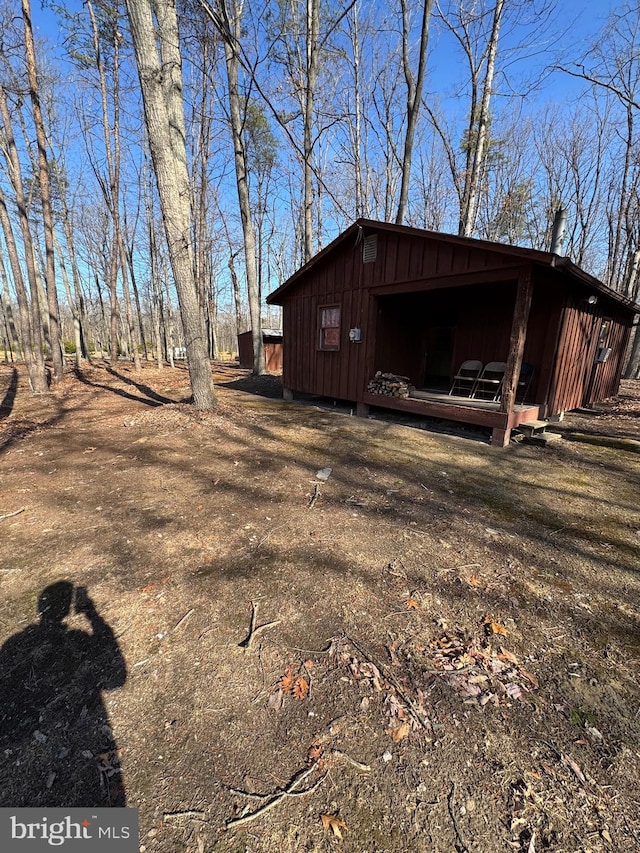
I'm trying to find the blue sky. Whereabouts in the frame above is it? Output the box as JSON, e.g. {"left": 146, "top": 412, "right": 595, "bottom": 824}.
{"left": 30, "top": 0, "right": 617, "bottom": 108}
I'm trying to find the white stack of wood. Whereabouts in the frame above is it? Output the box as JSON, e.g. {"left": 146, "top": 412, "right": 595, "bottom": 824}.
{"left": 367, "top": 371, "right": 411, "bottom": 398}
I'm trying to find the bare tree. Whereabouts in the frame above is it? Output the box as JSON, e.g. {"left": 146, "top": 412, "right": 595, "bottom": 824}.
{"left": 200, "top": 0, "right": 265, "bottom": 374}
{"left": 0, "top": 84, "right": 48, "bottom": 391}
{"left": 395, "top": 0, "right": 434, "bottom": 225}
{"left": 22, "top": 0, "right": 64, "bottom": 382}
{"left": 125, "top": 0, "right": 215, "bottom": 408}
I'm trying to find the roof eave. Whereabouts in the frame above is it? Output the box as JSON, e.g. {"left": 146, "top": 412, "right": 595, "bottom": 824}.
{"left": 266, "top": 218, "right": 640, "bottom": 315}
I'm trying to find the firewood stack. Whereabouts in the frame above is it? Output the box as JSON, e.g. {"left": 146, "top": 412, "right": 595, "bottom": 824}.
{"left": 367, "top": 371, "right": 411, "bottom": 398}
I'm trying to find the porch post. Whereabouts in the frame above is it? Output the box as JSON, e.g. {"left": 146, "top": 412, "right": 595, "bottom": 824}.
{"left": 500, "top": 266, "right": 533, "bottom": 418}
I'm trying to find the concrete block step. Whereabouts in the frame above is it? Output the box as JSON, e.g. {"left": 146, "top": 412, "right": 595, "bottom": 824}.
{"left": 515, "top": 420, "right": 549, "bottom": 436}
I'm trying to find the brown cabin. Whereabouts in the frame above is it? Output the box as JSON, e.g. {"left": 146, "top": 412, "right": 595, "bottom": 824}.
{"left": 266, "top": 219, "right": 639, "bottom": 445}
{"left": 237, "top": 329, "right": 283, "bottom": 374}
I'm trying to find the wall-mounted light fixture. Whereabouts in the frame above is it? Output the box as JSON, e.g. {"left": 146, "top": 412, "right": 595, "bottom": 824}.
{"left": 586, "top": 295, "right": 598, "bottom": 305}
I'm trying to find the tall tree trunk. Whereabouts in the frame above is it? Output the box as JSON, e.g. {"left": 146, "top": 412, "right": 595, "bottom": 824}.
{"left": 22, "top": 0, "right": 64, "bottom": 382}
{"left": 396, "top": 0, "right": 434, "bottom": 225}
{"left": 125, "top": 0, "right": 215, "bottom": 408}
{"left": 54, "top": 231, "right": 82, "bottom": 370}
{"left": 125, "top": 241, "right": 149, "bottom": 361}
{"left": 459, "top": 0, "right": 505, "bottom": 237}
{"left": 119, "top": 236, "right": 141, "bottom": 370}
{"left": 623, "top": 326, "right": 640, "bottom": 379}
{"left": 57, "top": 182, "right": 90, "bottom": 362}
{"left": 303, "top": 0, "right": 320, "bottom": 260}
{"left": 0, "top": 86, "right": 47, "bottom": 391}
{"left": 86, "top": 0, "right": 123, "bottom": 368}
{"left": 204, "top": 0, "right": 265, "bottom": 374}
{"left": 0, "top": 249, "right": 21, "bottom": 361}
{"left": 0, "top": 187, "right": 47, "bottom": 391}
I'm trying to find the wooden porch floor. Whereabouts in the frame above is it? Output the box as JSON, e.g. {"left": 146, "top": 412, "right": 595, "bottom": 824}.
{"left": 361, "top": 389, "right": 540, "bottom": 431}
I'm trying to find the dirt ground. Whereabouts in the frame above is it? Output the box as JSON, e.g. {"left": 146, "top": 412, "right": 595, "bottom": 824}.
{"left": 0, "top": 361, "right": 639, "bottom": 853}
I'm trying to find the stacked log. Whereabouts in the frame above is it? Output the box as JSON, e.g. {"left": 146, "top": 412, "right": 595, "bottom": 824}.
{"left": 367, "top": 371, "right": 411, "bottom": 398}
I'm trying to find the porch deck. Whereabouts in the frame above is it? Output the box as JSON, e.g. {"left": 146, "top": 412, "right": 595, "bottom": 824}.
{"left": 361, "top": 389, "right": 541, "bottom": 439}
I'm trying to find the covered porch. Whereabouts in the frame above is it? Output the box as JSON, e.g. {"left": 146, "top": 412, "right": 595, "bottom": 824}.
{"left": 363, "top": 266, "right": 538, "bottom": 445}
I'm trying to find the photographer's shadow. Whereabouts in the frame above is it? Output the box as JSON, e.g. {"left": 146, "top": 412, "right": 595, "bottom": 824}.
{"left": 0, "top": 582, "right": 128, "bottom": 806}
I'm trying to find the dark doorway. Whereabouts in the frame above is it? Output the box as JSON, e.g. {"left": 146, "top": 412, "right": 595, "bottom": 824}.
{"left": 423, "top": 325, "right": 454, "bottom": 391}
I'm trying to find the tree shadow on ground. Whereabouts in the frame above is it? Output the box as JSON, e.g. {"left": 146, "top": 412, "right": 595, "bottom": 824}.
{"left": 104, "top": 366, "right": 185, "bottom": 404}
{"left": 217, "top": 371, "right": 284, "bottom": 400}
{"left": 0, "top": 367, "right": 18, "bottom": 419}
{"left": 75, "top": 366, "right": 183, "bottom": 407}
{"left": 0, "top": 582, "right": 128, "bottom": 807}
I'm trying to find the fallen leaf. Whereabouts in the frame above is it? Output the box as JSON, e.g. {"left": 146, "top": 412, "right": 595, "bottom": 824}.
{"left": 307, "top": 744, "right": 323, "bottom": 763}
{"left": 386, "top": 721, "right": 411, "bottom": 742}
{"left": 268, "top": 688, "right": 284, "bottom": 711}
{"left": 484, "top": 617, "right": 508, "bottom": 636}
{"left": 466, "top": 575, "right": 481, "bottom": 587}
{"left": 406, "top": 598, "right": 419, "bottom": 610}
{"left": 279, "top": 666, "right": 295, "bottom": 694}
{"left": 505, "top": 682, "right": 523, "bottom": 700}
{"left": 498, "top": 646, "right": 518, "bottom": 665}
{"left": 520, "top": 669, "right": 539, "bottom": 689}
{"left": 293, "top": 676, "right": 309, "bottom": 700}
{"left": 321, "top": 814, "right": 348, "bottom": 839}
{"left": 562, "top": 753, "right": 586, "bottom": 784}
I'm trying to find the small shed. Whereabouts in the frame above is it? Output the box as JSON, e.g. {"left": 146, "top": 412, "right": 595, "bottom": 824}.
{"left": 267, "top": 219, "right": 639, "bottom": 445}
{"left": 237, "top": 329, "right": 283, "bottom": 374}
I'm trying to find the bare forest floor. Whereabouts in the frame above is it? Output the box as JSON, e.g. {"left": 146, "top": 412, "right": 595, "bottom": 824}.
{"left": 0, "top": 361, "right": 639, "bottom": 853}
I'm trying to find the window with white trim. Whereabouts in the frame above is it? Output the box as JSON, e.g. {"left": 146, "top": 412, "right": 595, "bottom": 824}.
{"left": 318, "top": 306, "right": 340, "bottom": 351}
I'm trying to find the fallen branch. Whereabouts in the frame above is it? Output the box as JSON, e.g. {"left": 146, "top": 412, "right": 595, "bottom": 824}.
{"left": 447, "top": 782, "right": 469, "bottom": 853}
{"left": 173, "top": 608, "right": 195, "bottom": 631}
{"left": 238, "top": 601, "right": 281, "bottom": 649}
{"left": 348, "top": 636, "right": 431, "bottom": 731}
{"left": 308, "top": 484, "right": 320, "bottom": 509}
{"left": 254, "top": 524, "right": 287, "bottom": 550}
{"left": 0, "top": 507, "right": 25, "bottom": 521}
{"left": 225, "top": 765, "right": 325, "bottom": 830}
{"left": 331, "top": 749, "right": 371, "bottom": 772}
{"left": 163, "top": 810, "right": 206, "bottom": 822}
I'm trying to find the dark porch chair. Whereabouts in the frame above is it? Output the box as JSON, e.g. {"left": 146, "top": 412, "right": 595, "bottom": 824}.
{"left": 472, "top": 361, "right": 506, "bottom": 401}
{"left": 516, "top": 362, "right": 534, "bottom": 403}
{"left": 449, "top": 360, "right": 483, "bottom": 397}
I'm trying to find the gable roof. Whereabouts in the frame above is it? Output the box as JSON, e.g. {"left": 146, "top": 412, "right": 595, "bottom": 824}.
{"left": 267, "top": 218, "right": 640, "bottom": 314}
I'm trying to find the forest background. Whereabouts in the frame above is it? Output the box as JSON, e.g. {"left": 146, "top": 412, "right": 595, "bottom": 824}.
{"left": 2, "top": 0, "right": 640, "bottom": 404}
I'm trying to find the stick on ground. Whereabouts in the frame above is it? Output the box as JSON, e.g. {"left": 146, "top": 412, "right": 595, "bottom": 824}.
{"left": 238, "top": 601, "right": 281, "bottom": 649}
{"left": 225, "top": 766, "right": 325, "bottom": 829}
{"left": 0, "top": 507, "right": 25, "bottom": 521}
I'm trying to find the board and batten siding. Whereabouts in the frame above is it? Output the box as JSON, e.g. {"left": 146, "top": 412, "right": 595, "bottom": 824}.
{"left": 373, "top": 229, "right": 520, "bottom": 289}
{"left": 282, "top": 241, "right": 366, "bottom": 401}
{"left": 546, "top": 296, "right": 632, "bottom": 416}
